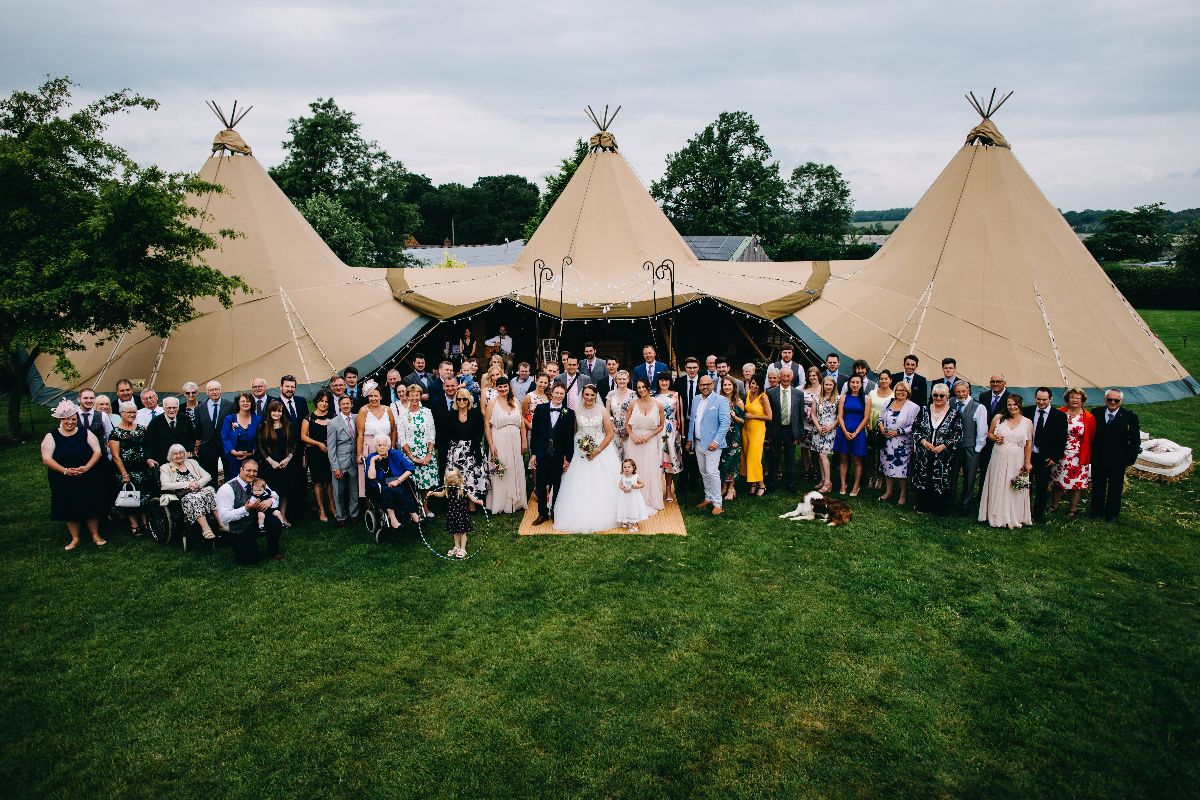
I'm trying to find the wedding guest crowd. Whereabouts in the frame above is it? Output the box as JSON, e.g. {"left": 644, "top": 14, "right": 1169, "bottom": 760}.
{"left": 44, "top": 325, "right": 1146, "bottom": 557}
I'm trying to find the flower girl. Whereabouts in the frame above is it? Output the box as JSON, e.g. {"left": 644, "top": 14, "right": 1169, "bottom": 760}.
{"left": 616, "top": 458, "right": 651, "bottom": 532}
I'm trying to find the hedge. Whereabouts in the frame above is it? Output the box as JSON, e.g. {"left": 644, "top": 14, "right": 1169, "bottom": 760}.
{"left": 1104, "top": 266, "right": 1200, "bottom": 310}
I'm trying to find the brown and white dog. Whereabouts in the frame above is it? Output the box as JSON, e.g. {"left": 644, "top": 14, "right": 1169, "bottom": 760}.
{"left": 778, "top": 490, "right": 853, "bottom": 527}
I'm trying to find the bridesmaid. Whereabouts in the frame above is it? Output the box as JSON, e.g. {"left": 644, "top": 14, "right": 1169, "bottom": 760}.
{"left": 605, "top": 369, "right": 635, "bottom": 460}
{"left": 626, "top": 378, "right": 666, "bottom": 512}
{"left": 654, "top": 371, "right": 684, "bottom": 504}
{"left": 397, "top": 383, "right": 439, "bottom": 516}
{"left": 741, "top": 375, "right": 771, "bottom": 496}
{"left": 521, "top": 373, "right": 550, "bottom": 436}
{"left": 483, "top": 377, "right": 528, "bottom": 514}
{"left": 718, "top": 376, "right": 745, "bottom": 501}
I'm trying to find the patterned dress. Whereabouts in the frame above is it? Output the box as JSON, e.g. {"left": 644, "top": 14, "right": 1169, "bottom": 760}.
{"left": 1052, "top": 412, "right": 1091, "bottom": 490}
{"left": 879, "top": 400, "right": 920, "bottom": 478}
{"left": 444, "top": 409, "right": 488, "bottom": 499}
{"left": 720, "top": 401, "right": 744, "bottom": 483}
{"left": 656, "top": 392, "right": 684, "bottom": 474}
{"left": 910, "top": 407, "right": 964, "bottom": 496}
{"left": 399, "top": 406, "right": 440, "bottom": 490}
{"left": 607, "top": 388, "right": 635, "bottom": 460}
{"left": 812, "top": 398, "right": 838, "bottom": 454}
{"left": 109, "top": 424, "right": 151, "bottom": 493}
{"left": 801, "top": 389, "right": 819, "bottom": 449}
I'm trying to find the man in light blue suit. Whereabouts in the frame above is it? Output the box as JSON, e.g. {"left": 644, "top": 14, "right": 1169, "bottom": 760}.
{"left": 687, "top": 375, "right": 731, "bottom": 515}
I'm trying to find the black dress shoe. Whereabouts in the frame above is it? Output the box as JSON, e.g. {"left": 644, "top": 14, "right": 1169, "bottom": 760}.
{"left": 533, "top": 515, "right": 551, "bottom": 526}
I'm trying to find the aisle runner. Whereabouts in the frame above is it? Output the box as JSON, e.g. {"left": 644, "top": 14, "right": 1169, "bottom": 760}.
{"left": 517, "top": 494, "right": 687, "bottom": 536}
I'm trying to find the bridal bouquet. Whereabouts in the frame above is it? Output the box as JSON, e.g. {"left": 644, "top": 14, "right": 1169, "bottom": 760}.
{"left": 1010, "top": 472, "right": 1031, "bottom": 491}
{"left": 490, "top": 456, "right": 507, "bottom": 478}
{"left": 577, "top": 434, "right": 598, "bottom": 457}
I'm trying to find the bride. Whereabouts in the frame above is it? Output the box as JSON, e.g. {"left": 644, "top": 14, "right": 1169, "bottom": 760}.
{"left": 553, "top": 384, "right": 623, "bottom": 533}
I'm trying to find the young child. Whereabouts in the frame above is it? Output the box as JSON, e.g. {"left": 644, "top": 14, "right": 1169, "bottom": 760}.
{"left": 251, "top": 478, "right": 287, "bottom": 530}
{"left": 426, "top": 468, "right": 482, "bottom": 559}
{"left": 615, "top": 458, "right": 651, "bottom": 532}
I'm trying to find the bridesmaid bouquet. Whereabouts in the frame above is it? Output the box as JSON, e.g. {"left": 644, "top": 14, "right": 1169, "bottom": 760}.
{"left": 1010, "top": 472, "right": 1031, "bottom": 491}
{"left": 490, "top": 456, "right": 507, "bottom": 478}
{"left": 577, "top": 434, "right": 598, "bottom": 457}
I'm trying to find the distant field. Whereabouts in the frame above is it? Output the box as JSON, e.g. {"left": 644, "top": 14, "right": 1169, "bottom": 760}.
{"left": 851, "top": 220, "right": 902, "bottom": 230}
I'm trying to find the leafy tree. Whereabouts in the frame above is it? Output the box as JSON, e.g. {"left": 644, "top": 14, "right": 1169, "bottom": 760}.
{"left": 269, "top": 98, "right": 420, "bottom": 266}
{"left": 1084, "top": 202, "right": 1172, "bottom": 263}
{"left": 469, "top": 174, "right": 538, "bottom": 243}
{"left": 300, "top": 193, "right": 373, "bottom": 265}
{"left": 1175, "top": 220, "right": 1200, "bottom": 273}
{"left": 0, "top": 77, "right": 247, "bottom": 437}
{"left": 650, "top": 111, "right": 787, "bottom": 240}
{"left": 851, "top": 208, "right": 911, "bottom": 223}
{"left": 770, "top": 162, "right": 853, "bottom": 259}
{"left": 524, "top": 138, "right": 588, "bottom": 242}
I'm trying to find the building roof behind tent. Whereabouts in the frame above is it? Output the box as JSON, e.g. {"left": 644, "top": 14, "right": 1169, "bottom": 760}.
{"left": 682, "top": 236, "right": 751, "bottom": 261}
{"left": 405, "top": 241, "right": 526, "bottom": 268}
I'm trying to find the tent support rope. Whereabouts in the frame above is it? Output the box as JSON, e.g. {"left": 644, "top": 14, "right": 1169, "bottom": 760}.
{"left": 1033, "top": 283, "right": 1070, "bottom": 387}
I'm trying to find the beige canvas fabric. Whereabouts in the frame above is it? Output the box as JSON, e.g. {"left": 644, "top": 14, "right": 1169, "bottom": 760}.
{"left": 790, "top": 122, "right": 1192, "bottom": 397}
{"left": 33, "top": 149, "right": 422, "bottom": 398}
{"left": 212, "top": 129, "right": 252, "bottom": 155}
{"left": 388, "top": 144, "right": 821, "bottom": 320}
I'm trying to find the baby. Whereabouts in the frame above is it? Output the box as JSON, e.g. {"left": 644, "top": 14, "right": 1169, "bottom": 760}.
{"left": 251, "top": 478, "right": 286, "bottom": 530}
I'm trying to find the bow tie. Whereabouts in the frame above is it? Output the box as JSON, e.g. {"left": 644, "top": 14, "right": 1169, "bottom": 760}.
{"left": 550, "top": 406, "right": 562, "bottom": 411}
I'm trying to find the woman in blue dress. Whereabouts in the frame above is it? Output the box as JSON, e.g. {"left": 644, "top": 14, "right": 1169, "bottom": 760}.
{"left": 220, "top": 392, "right": 261, "bottom": 479}
{"left": 833, "top": 374, "right": 869, "bottom": 496}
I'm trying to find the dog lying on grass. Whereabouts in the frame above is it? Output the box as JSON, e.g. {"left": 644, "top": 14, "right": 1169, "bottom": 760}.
{"left": 778, "top": 491, "right": 853, "bottom": 527}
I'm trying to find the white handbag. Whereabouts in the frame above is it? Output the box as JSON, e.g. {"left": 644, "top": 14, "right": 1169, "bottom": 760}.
{"left": 115, "top": 482, "right": 142, "bottom": 508}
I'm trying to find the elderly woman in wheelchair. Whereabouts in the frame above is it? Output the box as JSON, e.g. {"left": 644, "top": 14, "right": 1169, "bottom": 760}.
{"left": 158, "top": 443, "right": 220, "bottom": 540}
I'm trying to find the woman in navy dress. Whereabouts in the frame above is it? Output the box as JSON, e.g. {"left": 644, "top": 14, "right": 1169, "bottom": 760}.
{"left": 42, "top": 399, "right": 107, "bottom": 550}
{"left": 833, "top": 375, "right": 869, "bottom": 496}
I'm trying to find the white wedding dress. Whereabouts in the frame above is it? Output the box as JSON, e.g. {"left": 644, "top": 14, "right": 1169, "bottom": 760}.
{"left": 552, "top": 405, "right": 623, "bottom": 533}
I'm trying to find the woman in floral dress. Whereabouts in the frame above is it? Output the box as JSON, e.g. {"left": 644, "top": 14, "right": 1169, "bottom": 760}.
{"left": 1050, "top": 387, "right": 1096, "bottom": 519}
{"left": 810, "top": 376, "right": 839, "bottom": 492}
{"left": 718, "top": 376, "right": 745, "bottom": 501}
{"left": 654, "top": 371, "right": 684, "bottom": 504}
{"left": 397, "top": 383, "right": 439, "bottom": 515}
{"left": 605, "top": 370, "right": 635, "bottom": 460}
{"left": 878, "top": 381, "right": 920, "bottom": 505}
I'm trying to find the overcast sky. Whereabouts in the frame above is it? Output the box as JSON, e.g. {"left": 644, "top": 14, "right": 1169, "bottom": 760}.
{"left": 4, "top": 0, "right": 1197, "bottom": 212}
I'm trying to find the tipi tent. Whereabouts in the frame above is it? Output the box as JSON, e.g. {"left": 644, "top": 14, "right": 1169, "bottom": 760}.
{"left": 387, "top": 109, "right": 823, "bottom": 323}
{"left": 783, "top": 94, "right": 1198, "bottom": 402}
{"left": 30, "top": 106, "right": 427, "bottom": 402}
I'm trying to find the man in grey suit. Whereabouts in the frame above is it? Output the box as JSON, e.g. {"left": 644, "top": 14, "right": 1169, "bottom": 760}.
{"left": 765, "top": 365, "right": 804, "bottom": 492}
{"left": 327, "top": 394, "right": 359, "bottom": 525}
{"left": 553, "top": 356, "right": 594, "bottom": 411}
{"left": 195, "top": 380, "right": 233, "bottom": 480}
{"left": 949, "top": 380, "right": 988, "bottom": 514}
{"left": 579, "top": 343, "right": 608, "bottom": 385}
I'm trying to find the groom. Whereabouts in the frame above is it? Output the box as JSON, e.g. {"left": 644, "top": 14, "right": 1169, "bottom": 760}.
{"left": 530, "top": 384, "right": 576, "bottom": 525}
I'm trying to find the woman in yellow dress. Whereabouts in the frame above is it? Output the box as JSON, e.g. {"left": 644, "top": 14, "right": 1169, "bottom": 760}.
{"left": 740, "top": 374, "right": 772, "bottom": 496}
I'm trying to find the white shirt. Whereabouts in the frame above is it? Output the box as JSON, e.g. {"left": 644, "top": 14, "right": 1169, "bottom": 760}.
{"left": 215, "top": 477, "right": 278, "bottom": 525}
{"left": 548, "top": 405, "right": 563, "bottom": 426}
{"left": 135, "top": 407, "right": 162, "bottom": 427}
{"left": 691, "top": 393, "right": 711, "bottom": 442}
{"left": 484, "top": 334, "right": 513, "bottom": 353}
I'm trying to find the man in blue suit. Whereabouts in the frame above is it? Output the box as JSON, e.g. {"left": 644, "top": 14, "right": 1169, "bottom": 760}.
{"left": 632, "top": 344, "right": 671, "bottom": 388}
{"left": 687, "top": 375, "right": 731, "bottom": 516}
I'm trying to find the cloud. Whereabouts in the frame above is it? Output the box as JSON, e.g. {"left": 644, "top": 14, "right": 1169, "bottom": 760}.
{"left": 4, "top": 0, "right": 1198, "bottom": 210}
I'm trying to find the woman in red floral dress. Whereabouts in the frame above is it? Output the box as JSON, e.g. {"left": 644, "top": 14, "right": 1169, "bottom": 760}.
{"left": 1050, "top": 387, "right": 1096, "bottom": 519}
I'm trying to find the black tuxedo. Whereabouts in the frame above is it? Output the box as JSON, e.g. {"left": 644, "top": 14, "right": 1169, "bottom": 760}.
{"left": 143, "top": 413, "right": 197, "bottom": 465}
{"left": 403, "top": 371, "right": 437, "bottom": 405}
{"left": 1090, "top": 405, "right": 1141, "bottom": 521}
{"left": 196, "top": 398, "right": 234, "bottom": 478}
{"left": 893, "top": 371, "right": 928, "bottom": 407}
{"left": 1023, "top": 404, "right": 1068, "bottom": 520}
{"left": 597, "top": 373, "right": 620, "bottom": 403}
{"left": 672, "top": 374, "right": 702, "bottom": 494}
{"left": 530, "top": 403, "right": 576, "bottom": 517}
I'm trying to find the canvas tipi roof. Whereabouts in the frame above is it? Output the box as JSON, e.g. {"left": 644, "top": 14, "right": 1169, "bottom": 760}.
{"left": 30, "top": 111, "right": 426, "bottom": 401}
{"left": 785, "top": 95, "right": 1197, "bottom": 402}
{"left": 387, "top": 113, "right": 823, "bottom": 321}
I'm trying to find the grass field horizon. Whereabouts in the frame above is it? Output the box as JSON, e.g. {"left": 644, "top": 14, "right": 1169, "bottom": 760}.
{"left": 2, "top": 310, "right": 1197, "bottom": 799}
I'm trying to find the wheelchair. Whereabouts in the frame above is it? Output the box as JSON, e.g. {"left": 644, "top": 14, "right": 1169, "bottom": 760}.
{"left": 146, "top": 490, "right": 222, "bottom": 552}
{"left": 363, "top": 478, "right": 426, "bottom": 545}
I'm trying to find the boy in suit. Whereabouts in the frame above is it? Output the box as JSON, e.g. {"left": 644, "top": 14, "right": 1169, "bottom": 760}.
{"left": 894, "top": 354, "right": 928, "bottom": 406}
{"left": 530, "top": 385, "right": 576, "bottom": 525}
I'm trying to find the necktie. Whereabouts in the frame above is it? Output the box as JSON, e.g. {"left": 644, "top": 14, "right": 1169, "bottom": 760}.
{"left": 169, "top": 419, "right": 175, "bottom": 430}
{"left": 1107, "top": 411, "right": 1115, "bottom": 424}
{"left": 991, "top": 394, "right": 1000, "bottom": 412}
{"left": 287, "top": 399, "right": 295, "bottom": 418}
{"left": 211, "top": 402, "right": 218, "bottom": 422}
{"left": 956, "top": 401, "right": 964, "bottom": 413}
{"left": 688, "top": 379, "right": 695, "bottom": 408}
{"left": 345, "top": 414, "right": 352, "bottom": 429}
{"left": 781, "top": 390, "right": 790, "bottom": 426}
{"left": 1035, "top": 409, "right": 1044, "bottom": 441}
{"left": 83, "top": 412, "right": 91, "bottom": 429}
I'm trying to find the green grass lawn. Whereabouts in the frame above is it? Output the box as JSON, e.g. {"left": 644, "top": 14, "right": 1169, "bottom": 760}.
{"left": 2, "top": 313, "right": 1198, "bottom": 799}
